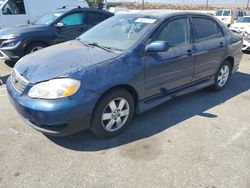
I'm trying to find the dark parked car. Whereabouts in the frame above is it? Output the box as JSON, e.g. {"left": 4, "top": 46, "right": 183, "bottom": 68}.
{"left": 0, "top": 7, "right": 113, "bottom": 61}
{"left": 7, "top": 11, "right": 243, "bottom": 138}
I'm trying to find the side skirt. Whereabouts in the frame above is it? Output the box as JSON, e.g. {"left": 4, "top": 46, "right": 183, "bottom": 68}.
{"left": 138, "top": 77, "right": 215, "bottom": 113}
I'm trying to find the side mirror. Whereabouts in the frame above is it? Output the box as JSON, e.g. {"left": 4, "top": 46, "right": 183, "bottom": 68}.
{"left": 54, "top": 22, "right": 65, "bottom": 29}
{"left": 145, "top": 41, "right": 169, "bottom": 53}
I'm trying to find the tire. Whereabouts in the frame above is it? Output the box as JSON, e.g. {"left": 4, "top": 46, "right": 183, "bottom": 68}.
{"left": 91, "top": 88, "right": 135, "bottom": 138}
{"left": 4, "top": 60, "right": 17, "bottom": 67}
{"left": 25, "top": 42, "right": 48, "bottom": 55}
{"left": 212, "top": 60, "right": 232, "bottom": 90}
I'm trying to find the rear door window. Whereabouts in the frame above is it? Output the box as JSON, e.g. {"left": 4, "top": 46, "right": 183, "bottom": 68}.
{"left": 223, "top": 10, "right": 231, "bottom": 16}
{"left": 85, "top": 12, "right": 106, "bottom": 25}
{"left": 192, "top": 17, "right": 222, "bottom": 41}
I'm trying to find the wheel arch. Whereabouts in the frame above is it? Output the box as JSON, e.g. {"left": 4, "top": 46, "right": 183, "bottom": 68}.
{"left": 223, "top": 56, "right": 234, "bottom": 70}
{"left": 24, "top": 41, "right": 50, "bottom": 54}
{"left": 92, "top": 84, "right": 139, "bottom": 116}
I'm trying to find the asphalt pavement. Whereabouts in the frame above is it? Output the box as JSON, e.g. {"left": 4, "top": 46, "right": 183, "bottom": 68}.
{"left": 0, "top": 55, "right": 250, "bottom": 188}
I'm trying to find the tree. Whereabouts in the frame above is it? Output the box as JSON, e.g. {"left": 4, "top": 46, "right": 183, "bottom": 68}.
{"left": 86, "top": 0, "right": 104, "bottom": 7}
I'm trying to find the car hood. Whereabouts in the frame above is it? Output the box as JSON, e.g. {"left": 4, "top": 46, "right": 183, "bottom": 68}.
{"left": 0, "top": 24, "right": 48, "bottom": 38}
{"left": 14, "top": 41, "right": 121, "bottom": 83}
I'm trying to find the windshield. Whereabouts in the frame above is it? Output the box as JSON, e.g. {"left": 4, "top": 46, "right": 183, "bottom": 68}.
{"left": 33, "top": 12, "right": 63, "bottom": 25}
{"left": 237, "top": 17, "right": 250, "bottom": 23}
{"left": 79, "top": 15, "right": 158, "bottom": 51}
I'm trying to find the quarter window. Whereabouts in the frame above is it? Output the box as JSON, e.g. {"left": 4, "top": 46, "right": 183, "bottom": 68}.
{"left": 192, "top": 18, "right": 222, "bottom": 41}
{"left": 59, "top": 13, "right": 83, "bottom": 26}
{"left": 153, "top": 18, "right": 190, "bottom": 47}
{"left": 2, "top": 0, "right": 26, "bottom": 15}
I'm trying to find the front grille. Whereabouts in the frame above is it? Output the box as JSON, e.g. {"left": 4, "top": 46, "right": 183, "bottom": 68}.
{"left": 11, "top": 69, "right": 29, "bottom": 93}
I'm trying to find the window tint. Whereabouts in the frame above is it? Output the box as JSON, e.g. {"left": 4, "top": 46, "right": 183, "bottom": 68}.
{"left": 223, "top": 10, "right": 231, "bottom": 16}
{"left": 153, "top": 18, "right": 190, "bottom": 47}
{"left": 86, "top": 12, "right": 106, "bottom": 25}
{"left": 193, "top": 18, "right": 221, "bottom": 41}
{"left": 2, "top": 0, "right": 25, "bottom": 15}
{"left": 216, "top": 10, "right": 223, "bottom": 16}
{"left": 59, "top": 13, "right": 83, "bottom": 26}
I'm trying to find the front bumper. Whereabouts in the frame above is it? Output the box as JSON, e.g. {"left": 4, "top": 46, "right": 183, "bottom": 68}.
{"left": 0, "top": 49, "right": 20, "bottom": 61}
{"left": 6, "top": 78, "right": 98, "bottom": 136}
{"left": 0, "top": 40, "right": 23, "bottom": 61}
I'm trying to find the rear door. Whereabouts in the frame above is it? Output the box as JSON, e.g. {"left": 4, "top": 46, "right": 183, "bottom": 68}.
{"left": 85, "top": 11, "right": 108, "bottom": 29}
{"left": 144, "top": 16, "right": 195, "bottom": 98}
{"left": 191, "top": 16, "right": 226, "bottom": 81}
{"left": 222, "top": 10, "right": 232, "bottom": 25}
{"left": 55, "top": 11, "right": 85, "bottom": 42}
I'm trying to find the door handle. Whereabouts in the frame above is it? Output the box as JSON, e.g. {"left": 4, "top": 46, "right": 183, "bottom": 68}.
{"left": 220, "top": 42, "right": 224, "bottom": 47}
{"left": 186, "top": 49, "right": 193, "bottom": 56}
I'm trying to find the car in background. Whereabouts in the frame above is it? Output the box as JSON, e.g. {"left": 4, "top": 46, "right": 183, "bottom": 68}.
{"left": 229, "top": 16, "right": 250, "bottom": 51}
{"left": 0, "top": 0, "right": 89, "bottom": 28}
{"left": 7, "top": 11, "right": 243, "bottom": 138}
{"left": 230, "top": 16, "right": 250, "bottom": 33}
{"left": 215, "top": 9, "right": 246, "bottom": 27}
{"left": 0, "top": 7, "right": 113, "bottom": 61}
{"left": 242, "top": 32, "right": 250, "bottom": 51}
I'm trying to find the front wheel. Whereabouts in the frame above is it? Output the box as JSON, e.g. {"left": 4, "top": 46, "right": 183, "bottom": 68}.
{"left": 213, "top": 61, "right": 232, "bottom": 90}
{"left": 25, "top": 43, "right": 48, "bottom": 55}
{"left": 91, "top": 88, "right": 135, "bottom": 138}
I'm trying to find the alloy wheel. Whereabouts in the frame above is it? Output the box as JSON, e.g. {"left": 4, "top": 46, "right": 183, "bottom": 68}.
{"left": 217, "top": 65, "right": 230, "bottom": 87}
{"left": 101, "top": 98, "right": 130, "bottom": 132}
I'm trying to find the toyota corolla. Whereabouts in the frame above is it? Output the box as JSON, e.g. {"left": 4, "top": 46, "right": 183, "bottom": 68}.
{"left": 7, "top": 11, "right": 243, "bottom": 137}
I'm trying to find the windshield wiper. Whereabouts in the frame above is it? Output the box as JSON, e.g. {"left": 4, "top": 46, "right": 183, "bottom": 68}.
{"left": 86, "top": 42, "right": 113, "bottom": 52}
{"left": 75, "top": 38, "right": 92, "bottom": 47}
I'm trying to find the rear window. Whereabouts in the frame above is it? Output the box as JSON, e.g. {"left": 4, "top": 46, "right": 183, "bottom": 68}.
{"left": 223, "top": 10, "right": 231, "bottom": 16}
{"left": 192, "top": 17, "right": 222, "bottom": 41}
{"left": 216, "top": 10, "right": 223, "bottom": 16}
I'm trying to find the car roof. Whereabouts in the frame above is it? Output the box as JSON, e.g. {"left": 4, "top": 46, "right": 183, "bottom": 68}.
{"left": 55, "top": 7, "right": 113, "bottom": 15}
{"left": 118, "top": 10, "right": 213, "bottom": 19}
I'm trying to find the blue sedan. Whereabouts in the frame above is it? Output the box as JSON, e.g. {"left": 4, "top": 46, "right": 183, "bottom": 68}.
{"left": 7, "top": 11, "right": 243, "bottom": 137}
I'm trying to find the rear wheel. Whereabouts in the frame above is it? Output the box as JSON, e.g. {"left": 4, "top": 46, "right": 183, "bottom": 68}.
{"left": 25, "top": 43, "right": 48, "bottom": 55}
{"left": 91, "top": 88, "right": 135, "bottom": 138}
{"left": 213, "top": 61, "right": 232, "bottom": 90}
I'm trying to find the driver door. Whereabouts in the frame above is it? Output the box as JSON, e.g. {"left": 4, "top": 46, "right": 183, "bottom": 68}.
{"left": 144, "top": 16, "right": 196, "bottom": 98}
{"left": 55, "top": 12, "right": 86, "bottom": 43}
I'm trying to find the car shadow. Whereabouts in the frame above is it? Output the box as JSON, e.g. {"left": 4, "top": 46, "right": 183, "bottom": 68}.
{"left": 47, "top": 72, "right": 250, "bottom": 152}
{"left": 0, "top": 74, "right": 10, "bottom": 86}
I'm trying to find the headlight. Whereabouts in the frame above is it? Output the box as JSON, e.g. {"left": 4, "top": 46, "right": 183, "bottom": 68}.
{"left": 0, "top": 41, "right": 21, "bottom": 49}
{"left": 28, "top": 78, "right": 81, "bottom": 99}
